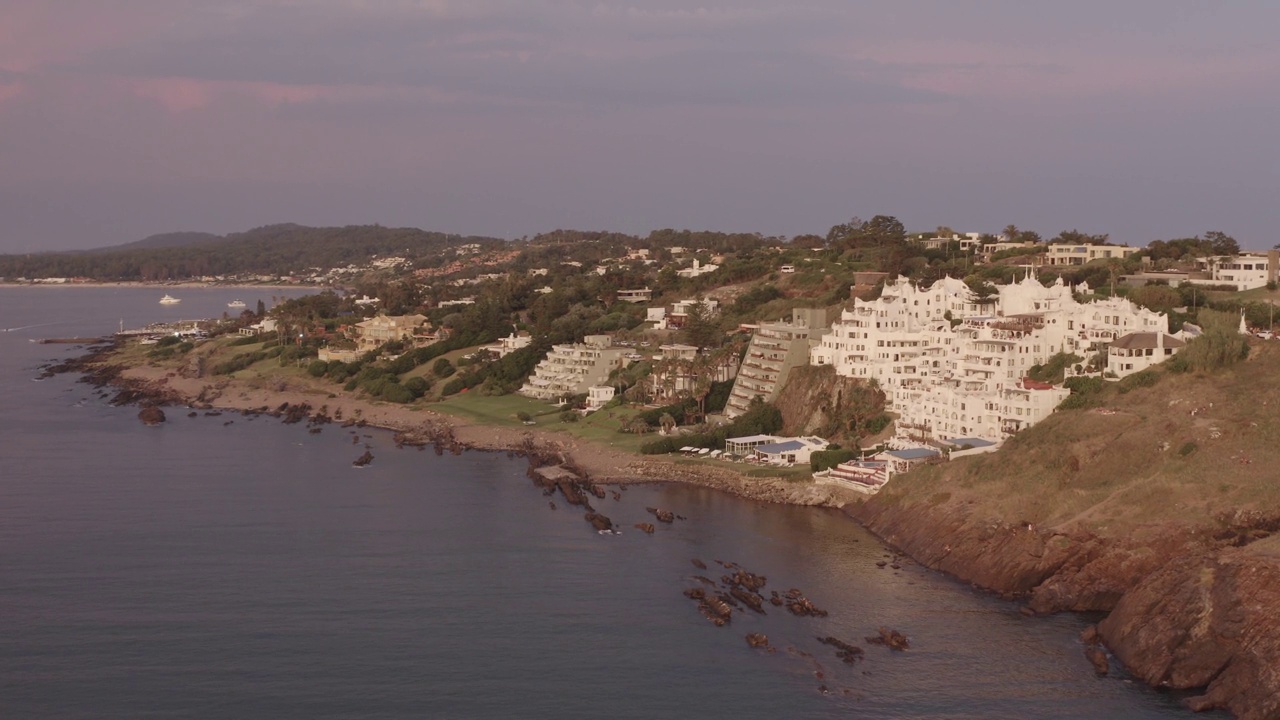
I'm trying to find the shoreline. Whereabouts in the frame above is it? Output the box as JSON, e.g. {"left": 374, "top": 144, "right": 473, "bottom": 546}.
{"left": 64, "top": 339, "right": 857, "bottom": 509}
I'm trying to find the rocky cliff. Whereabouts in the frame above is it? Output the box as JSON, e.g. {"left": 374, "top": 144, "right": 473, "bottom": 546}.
{"left": 774, "top": 364, "right": 886, "bottom": 447}
{"left": 849, "top": 343, "right": 1280, "bottom": 719}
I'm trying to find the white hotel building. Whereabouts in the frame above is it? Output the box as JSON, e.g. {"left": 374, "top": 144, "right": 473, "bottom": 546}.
{"left": 811, "top": 275, "right": 1171, "bottom": 444}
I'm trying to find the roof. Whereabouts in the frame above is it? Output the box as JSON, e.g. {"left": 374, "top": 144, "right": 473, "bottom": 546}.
{"left": 1111, "top": 332, "right": 1186, "bottom": 350}
{"left": 944, "top": 437, "right": 996, "bottom": 448}
{"left": 727, "top": 434, "right": 777, "bottom": 444}
{"left": 756, "top": 441, "right": 806, "bottom": 454}
{"left": 883, "top": 448, "right": 941, "bottom": 461}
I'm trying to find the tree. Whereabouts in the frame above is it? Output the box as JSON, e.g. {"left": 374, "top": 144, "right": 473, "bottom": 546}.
{"left": 256, "top": 299, "right": 266, "bottom": 318}
{"left": 1051, "top": 229, "right": 1110, "bottom": 245}
{"left": 659, "top": 412, "right": 676, "bottom": 434}
{"left": 681, "top": 300, "right": 721, "bottom": 349}
{"left": 1204, "top": 231, "right": 1239, "bottom": 256}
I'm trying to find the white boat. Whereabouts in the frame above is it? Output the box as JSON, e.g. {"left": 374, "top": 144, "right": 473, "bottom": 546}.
{"left": 159, "top": 294, "right": 181, "bottom": 305}
{"left": 227, "top": 299, "right": 247, "bottom": 309}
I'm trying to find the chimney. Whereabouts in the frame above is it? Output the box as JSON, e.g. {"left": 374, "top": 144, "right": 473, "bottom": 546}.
{"left": 1269, "top": 250, "right": 1278, "bottom": 284}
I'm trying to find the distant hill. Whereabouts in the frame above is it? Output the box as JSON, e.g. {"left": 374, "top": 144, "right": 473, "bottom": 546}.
{"left": 92, "top": 231, "right": 223, "bottom": 253}
{"left": 0, "top": 223, "right": 506, "bottom": 281}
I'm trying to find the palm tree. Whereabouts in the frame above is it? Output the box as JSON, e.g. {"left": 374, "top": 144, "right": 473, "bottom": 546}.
{"left": 659, "top": 412, "right": 676, "bottom": 435}
{"left": 1003, "top": 225, "right": 1019, "bottom": 243}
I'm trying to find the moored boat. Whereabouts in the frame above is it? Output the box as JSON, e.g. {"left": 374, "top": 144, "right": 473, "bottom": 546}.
{"left": 159, "top": 294, "right": 181, "bottom": 305}
{"left": 227, "top": 299, "right": 246, "bottom": 309}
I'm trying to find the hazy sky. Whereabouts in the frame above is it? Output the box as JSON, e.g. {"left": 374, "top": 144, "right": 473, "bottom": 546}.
{"left": 1, "top": 1, "right": 1278, "bottom": 251}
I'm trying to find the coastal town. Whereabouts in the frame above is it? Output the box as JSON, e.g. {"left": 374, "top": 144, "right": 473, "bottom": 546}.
{"left": 30, "top": 223, "right": 1273, "bottom": 502}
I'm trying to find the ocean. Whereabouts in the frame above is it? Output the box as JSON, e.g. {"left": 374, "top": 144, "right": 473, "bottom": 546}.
{"left": 0, "top": 286, "right": 1219, "bottom": 719}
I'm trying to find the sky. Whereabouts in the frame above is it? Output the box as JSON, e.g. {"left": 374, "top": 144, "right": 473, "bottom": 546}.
{"left": 1, "top": 0, "right": 1278, "bottom": 252}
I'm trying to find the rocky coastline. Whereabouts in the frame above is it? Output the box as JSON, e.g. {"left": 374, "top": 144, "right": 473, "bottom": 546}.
{"left": 852, "top": 497, "right": 1280, "bottom": 719}
{"left": 51, "top": 339, "right": 1280, "bottom": 719}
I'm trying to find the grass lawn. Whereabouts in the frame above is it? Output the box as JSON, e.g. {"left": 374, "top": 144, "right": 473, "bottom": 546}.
{"left": 432, "top": 392, "right": 560, "bottom": 427}
{"left": 432, "top": 393, "right": 652, "bottom": 453}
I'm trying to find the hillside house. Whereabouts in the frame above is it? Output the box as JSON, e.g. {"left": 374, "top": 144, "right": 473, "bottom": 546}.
{"left": 353, "top": 314, "right": 430, "bottom": 352}
{"left": 1107, "top": 332, "right": 1185, "bottom": 378}
{"left": 1045, "top": 244, "right": 1139, "bottom": 266}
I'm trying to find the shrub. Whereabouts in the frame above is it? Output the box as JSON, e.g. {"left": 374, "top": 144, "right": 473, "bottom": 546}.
{"left": 1179, "top": 441, "right": 1198, "bottom": 457}
{"left": 307, "top": 360, "right": 329, "bottom": 377}
{"left": 433, "top": 358, "right": 456, "bottom": 378}
{"left": 559, "top": 411, "right": 579, "bottom": 423}
{"left": 403, "top": 376, "right": 430, "bottom": 398}
{"left": 211, "top": 350, "right": 268, "bottom": 375}
{"left": 811, "top": 449, "right": 856, "bottom": 472}
{"left": 862, "top": 413, "right": 892, "bottom": 436}
{"left": 380, "top": 382, "right": 415, "bottom": 404}
{"left": 515, "top": 411, "right": 533, "bottom": 423}
{"left": 1117, "top": 369, "right": 1160, "bottom": 394}
{"left": 441, "top": 377, "right": 467, "bottom": 396}
{"left": 156, "top": 335, "right": 182, "bottom": 348}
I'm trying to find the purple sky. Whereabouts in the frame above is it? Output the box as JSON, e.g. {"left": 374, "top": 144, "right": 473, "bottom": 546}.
{"left": 1, "top": 1, "right": 1278, "bottom": 252}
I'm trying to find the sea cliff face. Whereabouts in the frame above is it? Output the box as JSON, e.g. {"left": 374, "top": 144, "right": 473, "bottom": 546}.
{"left": 852, "top": 497, "right": 1280, "bottom": 719}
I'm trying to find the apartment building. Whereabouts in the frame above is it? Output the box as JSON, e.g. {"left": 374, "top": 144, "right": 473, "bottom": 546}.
{"left": 725, "top": 308, "right": 827, "bottom": 418}
{"left": 812, "top": 275, "right": 1169, "bottom": 444}
{"left": 519, "top": 335, "right": 629, "bottom": 402}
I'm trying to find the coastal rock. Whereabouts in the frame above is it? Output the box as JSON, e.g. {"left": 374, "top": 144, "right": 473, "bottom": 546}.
{"left": 584, "top": 512, "right": 613, "bottom": 533}
{"left": 865, "top": 627, "right": 909, "bottom": 651}
{"left": 646, "top": 507, "right": 675, "bottom": 523}
{"left": 138, "top": 406, "right": 166, "bottom": 425}
{"left": 353, "top": 450, "right": 374, "bottom": 467}
{"left": 746, "top": 633, "right": 770, "bottom": 649}
{"left": 1085, "top": 646, "right": 1109, "bottom": 676}
{"left": 1099, "top": 553, "right": 1280, "bottom": 720}
{"left": 817, "top": 636, "right": 865, "bottom": 664}
{"left": 634, "top": 523, "right": 655, "bottom": 534}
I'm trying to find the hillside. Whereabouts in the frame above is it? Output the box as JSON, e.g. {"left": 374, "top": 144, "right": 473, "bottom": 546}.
{"left": 0, "top": 224, "right": 505, "bottom": 281}
{"left": 92, "top": 231, "right": 221, "bottom": 253}
{"left": 851, "top": 340, "right": 1280, "bottom": 719}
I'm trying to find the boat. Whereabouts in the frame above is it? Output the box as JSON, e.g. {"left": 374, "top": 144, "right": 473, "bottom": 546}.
{"left": 227, "top": 299, "right": 247, "bottom": 309}
{"left": 159, "top": 294, "right": 181, "bottom": 305}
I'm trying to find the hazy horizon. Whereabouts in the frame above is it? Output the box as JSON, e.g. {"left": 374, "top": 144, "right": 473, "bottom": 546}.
{"left": 2, "top": 1, "right": 1278, "bottom": 252}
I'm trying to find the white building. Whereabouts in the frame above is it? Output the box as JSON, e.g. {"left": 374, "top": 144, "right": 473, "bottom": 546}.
{"left": 238, "top": 318, "right": 278, "bottom": 336}
{"left": 811, "top": 274, "right": 1169, "bottom": 444}
{"left": 753, "top": 436, "right": 830, "bottom": 465}
{"left": 1045, "top": 244, "right": 1139, "bottom": 266}
{"left": 617, "top": 288, "right": 653, "bottom": 303}
{"left": 586, "top": 386, "right": 616, "bottom": 411}
{"left": 484, "top": 331, "right": 533, "bottom": 358}
{"left": 677, "top": 259, "right": 720, "bottom": 278}
{"left": 1192, "top": 253, "right": 1277, "bottom": 291}
{"left": 520, "top": 335, "right": 629, "bottom": 402}
{"left": 1107, "top": 332, "right": 1186, "bottom": 378}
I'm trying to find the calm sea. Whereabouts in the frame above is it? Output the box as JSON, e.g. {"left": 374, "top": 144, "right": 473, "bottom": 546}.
{"left": 0, "top": 286, "right": 1217, "bottom": 719}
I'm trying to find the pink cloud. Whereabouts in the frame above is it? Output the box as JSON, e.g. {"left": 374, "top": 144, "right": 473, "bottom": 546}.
{"left": 0, "top": 82, "right": 24, "bottom": 105}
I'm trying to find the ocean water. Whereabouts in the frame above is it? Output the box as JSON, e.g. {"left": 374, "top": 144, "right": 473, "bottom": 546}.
{"left": 0, "top": 286, "right": 1219, "bottom": 719}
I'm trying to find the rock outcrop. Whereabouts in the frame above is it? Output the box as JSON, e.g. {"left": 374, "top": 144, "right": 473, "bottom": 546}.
{"left": 852, "top": 497, "right": 1280, "bottom": 719}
